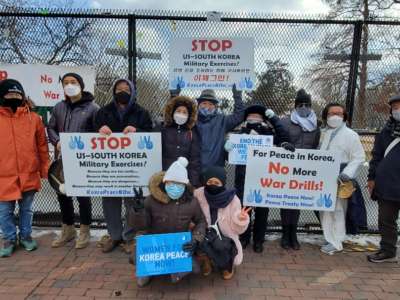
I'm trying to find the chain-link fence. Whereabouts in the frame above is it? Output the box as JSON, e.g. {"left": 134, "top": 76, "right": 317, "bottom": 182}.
{"left": 1, "top": 8, "right": 399, "bottom": 232}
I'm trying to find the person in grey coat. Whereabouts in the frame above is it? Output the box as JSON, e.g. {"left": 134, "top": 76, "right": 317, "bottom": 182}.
{"left": 196, "top": 85, "right": 245, "bottom": 169}
{"left": 280, "top": 89, "right": 320, "bottom": 250}
{"left": 47, "top": 72, "right": 99, "bottom": 250}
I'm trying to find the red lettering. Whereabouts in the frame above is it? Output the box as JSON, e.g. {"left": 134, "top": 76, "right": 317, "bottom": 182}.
{"left": 260, "top": 178, "right": 273, "bottom": 188}
{"left": 221, "top": 40, "right": 232, "bottom": 51}
{"left": 40, "top": 74, "right": 53, "bottom": 83}
{"left": 289, "top": 180, "right": 298, "bottom": 189}
{"left": 91, "top": 136, "right": 132, "bottom": 150}
{"left": 191, "top": 39, "right": 233, "bottom": 52}
{"left": 268, "top": 162, "right": 289, "bottom": 175}
{"left": 0, "top": 70, "right": 8, "bottom": 80}
{"left": 107, "top": 137, "right": 119, "bottom": 149}
{"left": 120, "top": 137, "right": 131, "bottom": 149}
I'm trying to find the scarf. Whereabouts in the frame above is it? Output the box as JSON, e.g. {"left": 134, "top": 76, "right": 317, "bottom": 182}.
{"left": 290, "top": 110, "right": 317, "bottom": 132}
{"left": 388, "top": 118, "right": 400, "bottom": 138}
{"left": 204, "top": 188, "right": 236, "bottom": 224}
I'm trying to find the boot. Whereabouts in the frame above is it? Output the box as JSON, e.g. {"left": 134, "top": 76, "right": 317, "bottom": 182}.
{"left": 222, "top": 267, "right": 235, "bottom": 280}
{"left": 75, "top": 225, "right": 90, "bottom": 249}
{"left": 289, "top": 225, "right": 300, "bottom": 250}
{"left": 197, "top": 254, "right": 212, "bottom": 276}
{"left": 52, "top": 224, "right": 76, "bottom": 248}
{"left": 280, "top": 226, "right": 291, "bottom": 250}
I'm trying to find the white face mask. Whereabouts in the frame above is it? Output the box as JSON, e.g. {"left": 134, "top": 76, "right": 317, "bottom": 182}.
{"left": 327, "top": 116, "right": 344, "bottom": 128}
{"left": 246, "top": 118, "right": 263, "bottom": 124}
{"left": 392, "top": 109, "right": 400, "bottom": 122}
{"left": 64, "top": 84, "right": 81, "bottom": 98}
{"left": 173, "top": 112, "right": 188, "bottom": 125}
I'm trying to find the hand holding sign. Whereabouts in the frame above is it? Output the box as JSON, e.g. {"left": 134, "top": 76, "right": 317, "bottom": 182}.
{"left": 123, "top": 126, "right": 136, "bottom": 134}
{"left": 239, "top": 207, "right": 252, "bottom": 221}
{"left": 99, "top": 125, "right": 112, "bottom": 136}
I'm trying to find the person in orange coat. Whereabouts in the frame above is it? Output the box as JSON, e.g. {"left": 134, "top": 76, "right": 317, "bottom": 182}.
{"left": 0, "top": 79, "right": 49, "bottom": 257}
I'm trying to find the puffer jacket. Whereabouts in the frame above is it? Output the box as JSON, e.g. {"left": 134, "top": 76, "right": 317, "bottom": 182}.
{"left": 144, "top": 171, "right": 206, "bottom": 242}
{"left": 280, "top": 116, "right": 320, "bottom": 149}
{"left": 47, "top": 91, "right": 99, "bottom": 146}
{"left": 0, "top": 105, "right": 50, "bottom": 201}
{"left": 161, "top": 96, "right": 201, "bottom": 187}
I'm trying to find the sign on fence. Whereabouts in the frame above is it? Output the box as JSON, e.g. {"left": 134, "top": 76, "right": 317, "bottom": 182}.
{"left": 136, "top": 232, "right": 192, "bottom": 277}
{"left": 227, "top": 134, "right": 273, "bottom": 165}
{"left": 169, "top": 37, "right": 255, "bottom": 90}
{"left": 243, "top": 146, "right": 340, "bottom": 211}
{"left": 60, "top": 133, "right": 162, "bottom": 197}
{"left": 0, "top": 64, "right": 96, "bottom": 107}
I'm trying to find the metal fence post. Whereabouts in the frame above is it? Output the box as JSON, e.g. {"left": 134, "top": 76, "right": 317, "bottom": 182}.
{"left": 128, "top": 14, "right": 137, "bottom": 85}
{"left": 345, "top": 21, "right": 363, "bottom": 127}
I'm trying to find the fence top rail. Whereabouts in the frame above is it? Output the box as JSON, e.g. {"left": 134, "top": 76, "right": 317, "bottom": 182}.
{"left": 0, "top": 7, "right": 400, "bottom": 25}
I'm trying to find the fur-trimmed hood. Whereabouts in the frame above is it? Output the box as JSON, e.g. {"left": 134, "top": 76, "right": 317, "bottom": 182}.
{"left": 148, "top": 171, "right": 194, "bottom": 204}
{"left": 163, "top": 96, "right": 197, "bottom": 129}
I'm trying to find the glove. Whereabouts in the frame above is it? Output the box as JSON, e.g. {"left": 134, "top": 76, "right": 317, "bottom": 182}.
{"left": 224, "top": 140, "right": 234, "bottom": 152}
{"left": 182, "top": 240, "right": 198, "bottom": 256}
{"left": 232, "top": 83, "right": 241, "bottom": 98}
{"left": 338, "top": 173, "right": 351, "bottom": 183}
{"left": 169, "top": 83, "right": 181, "bottom": 98}
{"left": 265, "top": 109, "right": 275, "bottom": 119}
{"left": 132, "top": 187, "right": 145, "bottom": 211}
{"left": 280, "top": 142, "right": 295, "bottom": 152}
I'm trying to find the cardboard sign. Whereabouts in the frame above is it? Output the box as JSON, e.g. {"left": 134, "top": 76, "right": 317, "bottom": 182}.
{"left": 243, "top": 146, "right": 341, "bottom": 211}
{"left": 136, "top": 232, "right": 192, "bottom": 277}
{"left": 60, "top": 133, "right": 162, "bottom": 197}
{"left": 169, "top": 37, "right": 255, "bottom": 90}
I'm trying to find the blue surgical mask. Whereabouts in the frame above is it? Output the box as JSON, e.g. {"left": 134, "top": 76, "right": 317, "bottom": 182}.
{"left": 296, "top": 106, "right": 312, "bottom": 118}
{"left": 165, "top": 182, "right": 185, "bottom": 200}
{"left": 199, "top": 107, "right": 216, "bottom": 117}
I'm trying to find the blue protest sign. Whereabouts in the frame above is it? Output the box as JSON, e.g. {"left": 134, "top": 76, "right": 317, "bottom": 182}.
{"left": 136, "top": 232, "right": 192, "bottom": 277}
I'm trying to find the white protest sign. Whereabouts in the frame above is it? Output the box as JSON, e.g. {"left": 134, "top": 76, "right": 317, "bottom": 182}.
{"left": 169, "top": 37, "right": 255, "bottom": 90}
{"left": 243, "top": 146, "right": 340, "bottom": 211}
{"left": 0, "top": 64, "right": 96, "bottom": 107}
{"left": 228, "top": 134, "right": 273, "bottom": 165}
{"left": 60, "top": 133, "right": 162, "bottom": 197}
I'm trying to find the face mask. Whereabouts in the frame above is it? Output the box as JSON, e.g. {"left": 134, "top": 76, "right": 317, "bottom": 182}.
{"left": 296, "top": 107, "right": 312, "bottom": 118}
{"left": 2, "top": 98, "right": 23, "bottom": 112}
{"left": 246, "top": 118, "right": 262, "bottom": 124}
{"left": 327, "top": 116, "right": 343, "bottom": 128}
{"left": 165, "top": 182, "right": 185, "bottom": 200}
{"left": 199, "top": 107, "right": 215, "bottom": 117}
{"left": 205, "top": 184, "right": 225, "bottom": 195}
{"left": 115, "top": 91, "right": 131, "bottom": 105}
{"left": 64, "top": 84, "right": 81, "bottom": 97}
{"left": 173, "top": 112, "right": 188, "bottom": 125}
{"left": 392, "top": 109, "right": 400, "bottom": 122}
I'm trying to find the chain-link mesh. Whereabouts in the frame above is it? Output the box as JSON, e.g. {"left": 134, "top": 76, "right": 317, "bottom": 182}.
{"left": 1, "top": 8, "right": 399, "bottom": 232}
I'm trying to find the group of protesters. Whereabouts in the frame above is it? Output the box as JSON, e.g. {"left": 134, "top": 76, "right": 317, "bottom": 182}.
{"left": 0, "top": 73, "right": 399, "bottom": 286}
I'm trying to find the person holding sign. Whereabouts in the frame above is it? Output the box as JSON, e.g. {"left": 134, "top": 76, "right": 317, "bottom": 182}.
{"left": 94, "top": 78, "right": 153, "bottom": 253}
{"left": 137, "top": 157, "right": 206, "bottom": 287}
{"left": 196, "top": 85, "right": 245, "bottom": 169}
{"left": 367, "top": 94, "right": 400, "bottom": 263}
{"left": 48, "top": 73, "right": 99, "bottom": 250}
{"left": 0, "top": 79, "right": 49, "bottom": 257}
{"left": 160, "top": 95, "right": 201, "bottom": 187}
{"left": 194, "top": 166, "right": 249, "bottom": 280}
{"left": 280, "top": 89, "right": 320, "bottom": 250}
{"left": 319, "top": 103, "right": 365, "bottom": 255}
{"left": 226, "top": 104, "right": 294, "bottom": 253}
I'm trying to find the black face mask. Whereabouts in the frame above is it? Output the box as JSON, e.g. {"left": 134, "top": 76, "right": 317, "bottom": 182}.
{"left": 246, "top": 122, "right": 263, "bottom": 131}
{"left": 205, "top": 184, "right": 225, "bottom": 195}
{"left": 115, "top": 91, "right": 131, "bottom": 105}
{"left": 2, "top": 98, "right": 23, "bottom": 112}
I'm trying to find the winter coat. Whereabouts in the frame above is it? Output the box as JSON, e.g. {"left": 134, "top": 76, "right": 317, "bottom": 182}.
{"left": 160, "top": 96, "right": 201, "bottom": 187}
{"left": 194, "top": 187, "right": 249, "bottom": 266}
{"left": 94, "top": 80, "right": 152, "bottom": 133}
{"left": 0, "top": 105, "right": 50, "bottom": 201}
{"left": 235, "top": 116, "right": 290, "bottom": 200}
{"left": 280, "top": 117, "right": 320, "bottom": 149}
{"left": 368, "top": 120, "right": 400, "bottom": 202}
{"left": 144, "top": 171, "right": 206, "bottom": 242}
{"left": 196, "top": 92, "right": 245, "bottom": 168}
{"left": 47, "top": 91, "right": 99, "bottom": 146}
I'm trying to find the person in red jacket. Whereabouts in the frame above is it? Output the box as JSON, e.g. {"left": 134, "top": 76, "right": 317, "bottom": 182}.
{"left": 0, "top": 79, "right": 49, "bottom": 257}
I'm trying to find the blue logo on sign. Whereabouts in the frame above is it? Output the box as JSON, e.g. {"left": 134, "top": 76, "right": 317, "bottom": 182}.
{"left": 317, "top": 194, "right": 333, "bottom": 208}
{"left": 246, "top": 189, "right": 262, "bottom": 204}
{"left": 238, "top": 77, "right": 254, "bottom": 89}
{"left": 138, "top": 136, "right": 153, "bottom": 150}
{"left": 68, "top": 136, "right": 84, "bottom": 150}
{"left": 171, "top": 76, "right": 186, "bottom": 89}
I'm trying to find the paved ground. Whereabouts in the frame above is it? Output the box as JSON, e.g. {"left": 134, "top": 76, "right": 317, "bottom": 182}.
{"left": 0, "top": 231, "right": 399, "bottom": 300}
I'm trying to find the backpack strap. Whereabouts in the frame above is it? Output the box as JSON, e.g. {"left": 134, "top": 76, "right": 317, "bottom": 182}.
{"left": 384, "top": 137, "right": 400, "bottom": 158}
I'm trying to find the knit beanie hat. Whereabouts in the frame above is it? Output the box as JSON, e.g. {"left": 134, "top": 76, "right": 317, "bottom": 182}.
{"left": 0, "top": 79, "right": 25, "bottom": 99}
{"left": 201, "top": 166, "right": 226, "bottom": 186}
{"left": 163, "top": 157, "right": 189, "bottom": 184}
{"left": 295, "top": 89, "right": 311, "bottom": 107}
{"left": 62, "top": 73, "right": 85, "bottom": 90}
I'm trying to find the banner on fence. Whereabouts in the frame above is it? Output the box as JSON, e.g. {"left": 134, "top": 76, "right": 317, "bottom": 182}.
{"left": 0, "top": 64, "right": 95, "bottom": 107}
{"left": 60, "top": 133, "right": 162, "bottom": 197}
{"left": 243, "top": 146, "right": 340, "bottom": 211}
{"left": 228, "top": 134, "right": 273, "bottom": 165}
{"left": 136, "top": 232, "right": 192, "bottom": 277}
{"left": 169, "top": 37, "right": 255, "bottom": 90}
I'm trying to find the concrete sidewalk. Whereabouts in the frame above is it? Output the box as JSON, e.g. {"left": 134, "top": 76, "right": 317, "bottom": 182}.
{"left": 0, "top": 231, "right": 399, "bottom": 300}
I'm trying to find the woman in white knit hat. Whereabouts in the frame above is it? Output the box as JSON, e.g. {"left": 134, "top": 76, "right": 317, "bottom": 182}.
{"left": 136, "top": 157, "right": 206, "bottom": 287}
